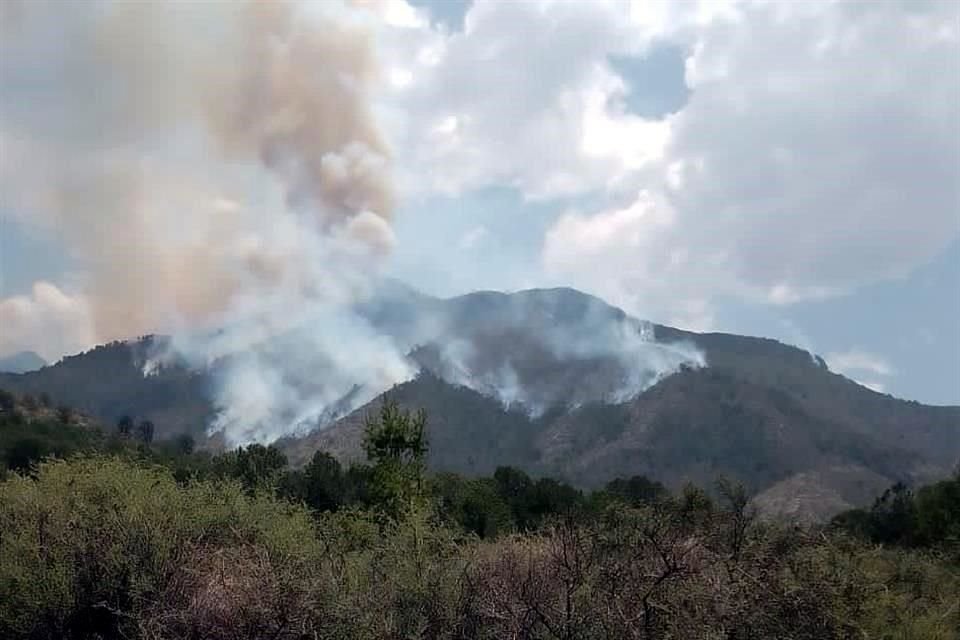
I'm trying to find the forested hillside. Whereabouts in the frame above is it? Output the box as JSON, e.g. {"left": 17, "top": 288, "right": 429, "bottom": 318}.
{"left": 3, "top": 287, "right": 958, "bottom": 522}
{"left": 0, "top": 338, "right": 212, "bottom": 441}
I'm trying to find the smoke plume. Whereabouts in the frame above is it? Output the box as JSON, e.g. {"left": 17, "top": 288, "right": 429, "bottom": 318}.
{"left": 0, "top": 0, "right": 414, "bottom": 443}
{"left": 0, "top": 0, "right": 705, "bottom": 445}
{"left": 365, "top": 286, "right": 706, "bottom": 416}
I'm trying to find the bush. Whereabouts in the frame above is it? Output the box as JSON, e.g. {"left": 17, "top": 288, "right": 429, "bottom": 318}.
{"left": 1, "top": 452, "right": 957, "bottom": 639}
{"left": 0, "top": 457, "right": 321, "bottom": 639}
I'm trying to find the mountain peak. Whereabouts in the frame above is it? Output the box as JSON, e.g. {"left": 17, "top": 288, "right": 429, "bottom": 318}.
{"left": 0, "top": 350, "right": 47, "bottom": 374}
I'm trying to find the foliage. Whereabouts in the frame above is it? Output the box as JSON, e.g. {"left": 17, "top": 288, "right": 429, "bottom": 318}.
{"left": 0, "top": 457, "right": 321, "bottom": 639}
{"left": 136, "top": 420, "right": 155, "bottom": 444}
{"left": 0, "top": 452, "right": 958, "bottom": 639}
{"left": 0, "top": 389, "right": 15, "bottom": 413}
{"left": 599, "top": 474, "right": 669, "bottom": 507}
{"left": 431, "top": 473, "right": 514, "bottom": 539}
{"left": 2, "top": 397, "right": 959, "bottom": 639}
{"left": 278, "top": 450, "right": 347, "bottom": 513}
{"left": 116, "top": 415, "right": 134, "bottom": 438}
{"left": 363, "top": 399, "right": 429, "bottom": 514}
{"left": 211, "top": 443, "right": 288, "bottom": 492}
{"left": 0, "top": 412, "right": 104, "bottom": 475}
{"left": 834, "top": 473, "right": 960, "bottom": 559}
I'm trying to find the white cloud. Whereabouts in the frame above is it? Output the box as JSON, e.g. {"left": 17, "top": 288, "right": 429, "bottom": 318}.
{"left": 458, "top": 225, "right": 489, "bottom": 250}
{"left": 539, "top": 0, "right": 960, "bottom": 324}
{"left": 826, "top": 349, "right": 895, "bottom": 378}
{"left": 855, "top": 380, "right": 886, "bottom": 394}
{"left": 373, "top": 0, "right": 958, "bottom": 327}
{"left": 0, "top": 282, "right": 94, "bottom": 362}
{"left": 378, "top": 0, "right": 673, "bottom": 200}
{"left": 543, "top": 190, "right": 721, "bottom": 330}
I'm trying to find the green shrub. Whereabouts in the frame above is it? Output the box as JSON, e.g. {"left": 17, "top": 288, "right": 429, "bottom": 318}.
{"left": 0, "top": 456, "right": 321, "bottom": 639}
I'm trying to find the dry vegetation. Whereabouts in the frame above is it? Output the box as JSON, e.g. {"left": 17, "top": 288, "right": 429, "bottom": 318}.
{"left": 1, "top": 455, "right": 958, "bottom": 640}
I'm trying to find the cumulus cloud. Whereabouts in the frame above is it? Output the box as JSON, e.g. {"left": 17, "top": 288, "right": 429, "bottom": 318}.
{"left": 825, "top": 348, "right": 897, "bottom": 394}
{"left": 826, "top": 350, "right": 895, "bottom": 379}
{"left": 855, "top": 380, "right": 886, "bottom": 394}
{"left": 366, "top": 0, "right": 960, "bottom": 328}
{"left": 458, "top": 226, "right": 490, "bottom": 251}
{"left": 543, "top": 0, "right": 959, "bottom": 325}
{"left": 0, "top": 282, "right": 94, "bottom": 362}
{"left": 377, "top": 0, "right": 672, "bottom": 199}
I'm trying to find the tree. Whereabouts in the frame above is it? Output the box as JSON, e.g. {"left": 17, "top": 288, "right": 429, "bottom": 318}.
{"left": 676, "top": 482, "right": 714, "bottom": 530}
{"left": 136, "top": 420, "right": 155, "bottom": 444}
{"left": 0, "top": 389, "right": 15, "bottom": 413}
{"left": 117, "top": 415, "right": 134, "bottom": 438}
{"left": 604, "top": 475, "right": 669, "bottom": 507}
{"left": 219, "top": 444, "right": 288, "bottom": 492}
{"left": 301, "top": 451, "right": 345, "bottom": 513}
{"left": 913, "top": 476, "right": 960, "bottom": 548}
{"left": 493, "top": 466, "right": 532, "bottom": 502}
{"left": 716, "top": 476, "right": 755, "bottom": 563}
{"left": 21, "top": 394, "right": 38, "bottom": 411}
{"left": 494, "top": 466, "right": 535, "bottom": 529}
{"left": 173, "top": 433, "right": 195, "bottom": 455}
{"left": 56, "top": 406, "right": 73, "bottom": 425}
{"left": 433, "top": 474, "right": 513, "bottom": 538}
{"left": 869, "top": 482, "right": 917, "bottom": 545}
{"left": 5, "top": 438, "right": 45, "bottom": 474}
{"left": 363, "top": 399, "right": 428, "bottom": 513}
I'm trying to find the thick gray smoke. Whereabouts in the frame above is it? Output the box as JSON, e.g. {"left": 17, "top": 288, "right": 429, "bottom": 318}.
{"left": 0, "top": 0, "right": 415, "bottom": 444}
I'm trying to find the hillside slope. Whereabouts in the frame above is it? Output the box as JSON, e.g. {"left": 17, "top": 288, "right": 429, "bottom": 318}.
{"left": 2, "top": 285, "right": 958, "bottom": 520}
{"left": 0, "top": 338, "right": 212, "bottom": 440}
{"left": 283, "top": 286, "right": 960, "bottom": 520}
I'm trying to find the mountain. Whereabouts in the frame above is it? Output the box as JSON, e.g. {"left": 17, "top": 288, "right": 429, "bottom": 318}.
{"left": 2, "top": 284, "right": 958, "bottom": 520}
{"left": 0, "top": 351, "right": 46, "bottom": 374}
{"left": 282, "top": 358, "right": 958, "bottom": 521}
{"left": 0, "top": 338, "right": 212, "bottom": 440}
{"left": 284, "top": 285, "right": 960, "bottom": 521}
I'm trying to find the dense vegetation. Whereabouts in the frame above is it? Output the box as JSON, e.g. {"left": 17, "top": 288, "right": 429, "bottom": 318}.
{"left": 1, "top": 389, "right": 958, "bottom": 639}
{"left": 832, "top": 476, "right": 960, "bottom": 557}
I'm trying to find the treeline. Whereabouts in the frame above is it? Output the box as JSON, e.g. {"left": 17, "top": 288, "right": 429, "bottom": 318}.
{"left": 832, "top": 476, "right": 960, "bottom": 555}
{"left": 1, "top": 391, "right": 672, "bottom": 538}
{"left": 1, "top": 391, "right": 959, "bottom": 639}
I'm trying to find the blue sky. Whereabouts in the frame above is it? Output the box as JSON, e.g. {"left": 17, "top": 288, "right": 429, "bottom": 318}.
{"left": 1, "top": 0, "right": 958, "bottom": 405}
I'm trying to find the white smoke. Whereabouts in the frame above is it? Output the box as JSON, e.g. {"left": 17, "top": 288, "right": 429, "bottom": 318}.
{"left": 387, "top": 288, "right": 705, "bottom": 415}
{"left": 432, "top": 319, "right": 703, "bottom": 415}
{"left": 0, "top": 0, "right": 415, "bottom": 444}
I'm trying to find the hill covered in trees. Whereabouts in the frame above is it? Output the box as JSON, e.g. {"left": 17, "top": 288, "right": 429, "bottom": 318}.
{"left": 284, "top": 287, "right": 960, "bottom": 520}
{"left": 0, "top": 338, "right": 212, "bottom": 442}
{"left": 2, "top": 286, "right": 958, "bottom": 521}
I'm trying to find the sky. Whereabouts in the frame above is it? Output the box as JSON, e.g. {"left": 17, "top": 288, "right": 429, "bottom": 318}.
{"left": 1, "top": 0, "right": 958, "bottom": 406}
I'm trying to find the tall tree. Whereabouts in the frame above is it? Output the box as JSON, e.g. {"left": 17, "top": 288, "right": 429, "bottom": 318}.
{"left": 363, "top": 399, "right": 428, "bottom": 513}
{"left": 117, "top": 415, "right": 134, "bottom": 438}
{"left": 137, "top": 420, "right": 155, "bottom": 444}
{"left": 302, "top": 451, "right": 345, "bottom": 513}
{"left": 223, "top": 444, "right": 288, "bottom": 492}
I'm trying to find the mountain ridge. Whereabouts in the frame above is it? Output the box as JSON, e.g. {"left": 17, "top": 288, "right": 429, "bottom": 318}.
{"left": 1, "top": 284, "right": 958, "bottom": 520}
{"left": 0, "top": 351, "right": 47, "bottom": 374}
